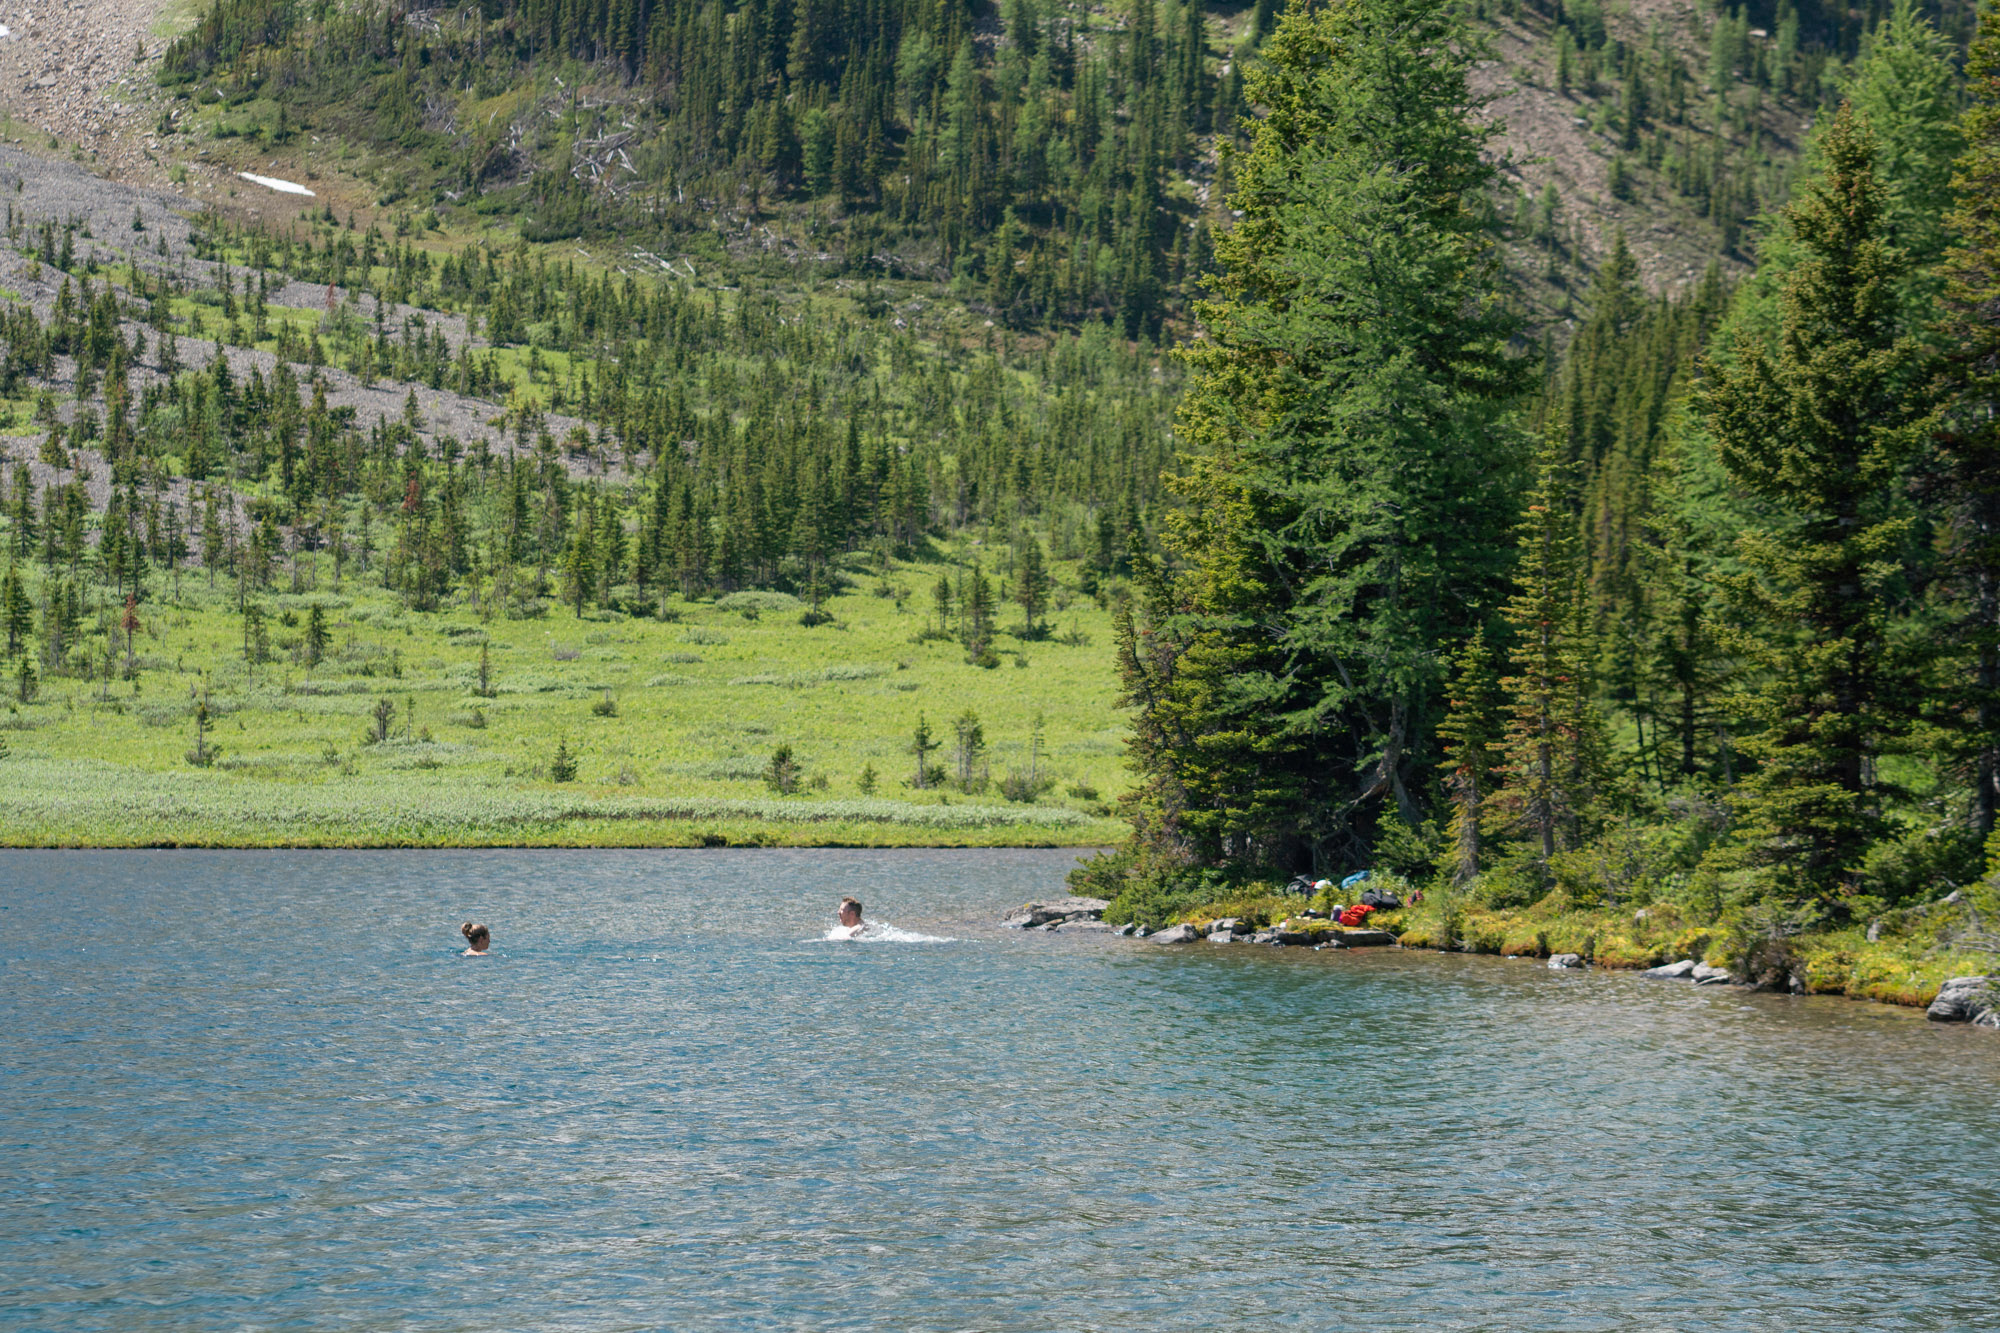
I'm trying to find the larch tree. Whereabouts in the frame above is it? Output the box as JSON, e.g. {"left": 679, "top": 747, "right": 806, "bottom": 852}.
{"left": 1117, "top": 0, "right": 1531, "bottom": 876}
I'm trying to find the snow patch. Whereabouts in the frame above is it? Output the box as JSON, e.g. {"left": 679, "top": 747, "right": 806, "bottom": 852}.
{"left": 237, "top": 172, "right": 315, "bottom": 197}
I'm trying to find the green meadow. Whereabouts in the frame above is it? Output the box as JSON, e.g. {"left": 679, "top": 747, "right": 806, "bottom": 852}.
{"left": 11, "top": 551, "right": 1130, "bottom": 847}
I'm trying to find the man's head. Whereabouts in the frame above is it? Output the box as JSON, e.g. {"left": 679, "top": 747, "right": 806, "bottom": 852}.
{"left": 838, "top": 897, "right": 863, "bottom": 927}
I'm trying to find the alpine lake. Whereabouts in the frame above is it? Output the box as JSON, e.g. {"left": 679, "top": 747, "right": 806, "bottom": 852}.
{"left": 6, "top": 849, "right": 1999, "bottom": 1330}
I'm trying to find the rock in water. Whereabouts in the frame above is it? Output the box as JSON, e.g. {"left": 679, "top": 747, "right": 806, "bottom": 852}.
{"left": 1927, "top": 976, "right": 1998, "bottom": 1025}
{"left": 1003, "top": 896, "right": 1111, "bottom": 929}
{"left": 1334, "top": 929, "right": 1397, "bottom": 948}
{"left": 1207, "top": 918, "right": 1242, "bottom": 941}
{"left": 1548, "top": 953, "right": 1585, "bottom": 970}
{"left": 1642, "top": 959, "right": 1698, "bottom": 979}
{"left": 1150, "top": 923, "right": 1200, "bottom": 945}
{"left": 1691, "top": 964, "right": 1733, "bottom": 985}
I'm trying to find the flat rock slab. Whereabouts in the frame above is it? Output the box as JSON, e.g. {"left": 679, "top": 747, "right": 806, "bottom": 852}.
{"left": 1333, "top": 929, "right": 1398, "bottom": 948}
{"left": 1150, "top": 923, "right": 1200, "bottom": 945}
{"left": 1692, "top": 964, "right": 1734, "bottom": 985}
{"left": 1548, "top": 953, "right": 1585, "bottom": 969}
{"left": 1642, "top": 959, "right": 1699, "bottom": 979}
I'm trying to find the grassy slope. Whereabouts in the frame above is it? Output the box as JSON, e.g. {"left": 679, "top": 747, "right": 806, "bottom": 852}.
{"left": 12, "top": 551, "right": 1130, "bottom": 846}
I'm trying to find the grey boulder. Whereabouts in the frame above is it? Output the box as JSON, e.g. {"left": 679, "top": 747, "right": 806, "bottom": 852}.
{"left": 1642, "top": 959, "right": 1698, "bottom": 979}
{"left": 1548, "top": 953, "right": 1585, "bottom": 970}
{"left": 1335, "top": 929, "right": 1398, "bottom": 948}
{"left": 1692, "top": 963, "right": 1734, "bottom": 985}
{"left": 1003, "top": 896, "right": 1111, "bottom": 929}
{"left": 1927, "top": 976, "right": 1999, "bottom": 1025}
{"left": 1150, "top": 923, "right": 1200, "bottom": 945}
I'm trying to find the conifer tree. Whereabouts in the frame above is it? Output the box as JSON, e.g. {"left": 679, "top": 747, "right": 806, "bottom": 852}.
{"left": 1700, "top": 106, "right": 1933, "bottom": 904}
{"left": 1492, "top": 447, "right": 1606, "bottom": 869}
{"left": 1845, "top": 0, "right": 1964, "bottom": 276}
{"left": 1437, "top": 625, "right": 1505, "bottom": 885}
{"left": 1015, "top": 536, "right": 1049, "bottom": 636}
{"left": 304, "top": 603, "right": 329, "bottom": 672}
{"left": 910, "top": 713, "right": 940, "bottom": 790}
{"left": 962, "top": 563, "right": 996, "bottom": 666}
{"left": 1, "top": 565, "right": 28, "bottom": 659}
{"left": 1120, "top": 0, "right": 1530, "bottom": 873}
{"left": 932, "top": 571, "right": 953, "bottom": 637}
{"left": 561, "top": 503, "right": 597, "bottom": 617}
{"left": 1935, "top": 0, "right": 2000, "bottom": 840}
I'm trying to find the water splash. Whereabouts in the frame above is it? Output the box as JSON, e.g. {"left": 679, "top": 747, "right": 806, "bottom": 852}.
{"left": 821, "top": 922, "right": 956, "bottom": 944}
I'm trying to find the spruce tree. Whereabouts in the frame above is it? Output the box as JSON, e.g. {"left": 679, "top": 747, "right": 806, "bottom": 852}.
{"left": 962, "top": 563, "right": 996, "bottom": 666}
{"left": 304, "top": 603, "right": 329, "bottom": 672}
{"left": 1935, "top": 0, "right": 2000, "bottom": 840}
{"left": 1492, "top": 446, "right": 1606, "bottom": 869}
{"left": 1437, "top": 626, "right": 1505, "bottom": 885}
{"left": 1699, "top": 106, "right": 1933, "bottom": 905}
{"left": 561, "top": 507, "right": 597, "bottom": 617}
{"left": 1014, "top": 536, "right": 1049, "bottom": 635}
{"left": 910, "top": 713, "right": 940, "bottom": 790}
{"left": 1, "top": 564, "right": 28, "bottom": 659}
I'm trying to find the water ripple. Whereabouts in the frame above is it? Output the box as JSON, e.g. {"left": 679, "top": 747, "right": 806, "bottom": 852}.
{"left": 3, "top": 849, "right": 1998, "bottom": 1330}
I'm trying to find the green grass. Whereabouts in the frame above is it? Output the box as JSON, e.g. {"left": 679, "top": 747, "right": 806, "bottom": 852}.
{"left": 11, "top": 552, "right": 1129, "bottom": 846}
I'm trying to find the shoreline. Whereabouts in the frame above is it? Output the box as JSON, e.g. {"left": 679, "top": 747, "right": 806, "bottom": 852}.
{"left": 1010, "top": 895, "right": 2000, "bottom": 1026}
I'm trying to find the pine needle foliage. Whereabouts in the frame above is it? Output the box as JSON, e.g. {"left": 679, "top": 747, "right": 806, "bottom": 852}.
{"left": 1935, "top": 0, "right": 2000, "bottom": 840}
{"left": 1700, "top": 104, "right": 1935, "bottom": 907}
{"left": 1113, "top": 0, "right": 1533, "bottom": 877}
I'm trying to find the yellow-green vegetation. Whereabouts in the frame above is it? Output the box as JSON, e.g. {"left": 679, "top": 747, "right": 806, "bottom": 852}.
{"left": 1376, "top": 887, "right": 2000, "bottom": 1012}
{"left": 14, "top": 553, "right": 1129, "bottom": 847}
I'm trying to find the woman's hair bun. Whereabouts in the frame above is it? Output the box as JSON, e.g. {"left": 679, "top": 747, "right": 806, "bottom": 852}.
{"left": 461, "top": 921, "right": 476, "bottom": 940}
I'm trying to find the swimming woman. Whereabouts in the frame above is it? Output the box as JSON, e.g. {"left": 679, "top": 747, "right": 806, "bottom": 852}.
{"left": 461, "top": 921, "right": 491, "bottom": 956}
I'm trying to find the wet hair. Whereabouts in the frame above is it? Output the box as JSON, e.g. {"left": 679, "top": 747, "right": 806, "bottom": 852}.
{"left": 838, "top": 897, "right": 862, "bottom": 918}
{"left": 461, "top": 921, "right": 491, "bottom": 950}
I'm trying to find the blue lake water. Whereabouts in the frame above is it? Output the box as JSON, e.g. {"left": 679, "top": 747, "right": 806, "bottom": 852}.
{"left": 5, "top": 849, "right": 2000, "bottom": 1330}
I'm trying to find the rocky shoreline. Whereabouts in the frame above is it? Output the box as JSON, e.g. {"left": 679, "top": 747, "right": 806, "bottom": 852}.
{"left": 1004, "top": 896, "right": 1409, "bottom": 951}
{"left": 1000, "top": 897, "right": 2000, "bottom": 1030}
